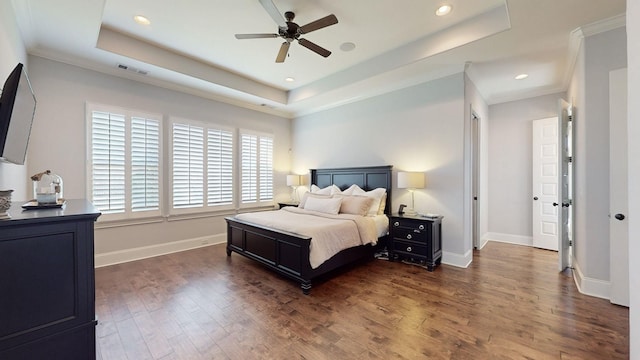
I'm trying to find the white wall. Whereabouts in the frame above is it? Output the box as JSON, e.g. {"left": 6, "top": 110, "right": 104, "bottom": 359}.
{"left": 568, "top": 27, "right": 627, "bottom": 290}
{"left": 26, "top": 56, "right": 292, "bottom": 260}
{"left": 292, "top": 73, "right": 472, "bottom": 267}
{"left": 0, "top": 1, "right": 29, "bottom": 200}
{"left": 627, "top": 0, "right": 639, "bottom": 355}
{"left": 486, "top": 93, "right": 566, "bottom": 245}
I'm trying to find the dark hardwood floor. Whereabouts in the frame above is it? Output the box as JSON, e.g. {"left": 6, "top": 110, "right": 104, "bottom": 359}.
{"left": 95, "top": 241, "right": 629, "bottom": 359}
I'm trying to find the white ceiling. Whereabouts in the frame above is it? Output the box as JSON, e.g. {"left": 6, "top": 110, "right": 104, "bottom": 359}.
{"left": 11, "top": 0, "right": 626, "bottom": 118}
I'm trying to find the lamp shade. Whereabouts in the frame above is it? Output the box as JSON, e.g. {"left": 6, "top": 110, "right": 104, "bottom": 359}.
{"left": 397, "top": 172, "right": 425, "bottom": 189}
{"left": 286, "top": 174, "right": 301, "bottom": 187}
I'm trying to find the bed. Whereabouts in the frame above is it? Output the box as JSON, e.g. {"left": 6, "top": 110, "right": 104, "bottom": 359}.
{"left": 225, "top": 165, "right": 393, "bottom": 294}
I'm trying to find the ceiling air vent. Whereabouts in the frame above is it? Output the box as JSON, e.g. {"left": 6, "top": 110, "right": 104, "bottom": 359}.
{"left": 117, "top": 63, "right": 148, "bottom": 76}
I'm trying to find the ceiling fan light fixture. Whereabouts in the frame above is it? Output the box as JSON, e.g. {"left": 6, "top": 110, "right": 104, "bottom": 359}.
{"left": 515, "top": 73, "right": 529, "bottom": 80}
{"left": 435, "top": 5, "right": 452, "bottom": 16}
{"left": 133, "top": 15, "right": 151, "bottom": 25}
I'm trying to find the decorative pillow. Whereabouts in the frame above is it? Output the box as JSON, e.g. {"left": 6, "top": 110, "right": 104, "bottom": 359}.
{"left": 350, "top": 186, "right": 387, "bottom": 216}
{"left": 298, "top": 191, "right": 332, "bottom": 208}
{"left": 334, "top": 194, "right": 374, "bottom": 216}
{"left": 378, "top": 193, "right": 387, "bottom": 215}
{"left": 303, "top": 196, "right": 343, "bottom": 215}
{"left": 311, "top": 184, "right": 341, "bottom": 195}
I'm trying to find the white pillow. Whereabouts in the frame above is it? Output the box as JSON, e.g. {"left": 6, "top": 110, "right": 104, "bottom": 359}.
{"left": 298, "top": 191, "right": 331, "bottom": 208}
{"left": 334, "top": 194, "right": 374, "bottom": 216}
{"left": 303, "top": 196, "right": 343, "bottom": 215}
{"left": 311, "top": 184, "right": 341, "bottom": 195}
{"left": 341, "top": 184, "right": 360, "bottom": 195}
{"left": 350, "top": 185, "right": 387, "bottom": 216}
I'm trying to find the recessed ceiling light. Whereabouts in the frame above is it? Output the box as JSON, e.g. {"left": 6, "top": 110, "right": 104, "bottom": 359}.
{"left": 515, "top": 73, "right": 529, "bottom": 80}
{"left": 435, "top": 5, "right": 452, "bottom": 16}
{"left": 133, "top": 15, "right": 151, "bottom": 25}
{"left": 340, "top": 42, "right": 356, "bottom": 52}
{"left": 285, "top": 77, "right": 295, "bottom": 82}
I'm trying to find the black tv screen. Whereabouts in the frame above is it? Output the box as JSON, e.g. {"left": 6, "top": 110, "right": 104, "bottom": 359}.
{"left": 0, "top": 63, "right": 36, "bottom": 165}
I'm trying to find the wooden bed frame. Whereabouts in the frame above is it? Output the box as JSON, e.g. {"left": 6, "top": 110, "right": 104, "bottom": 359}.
{"left": 226, "top": 165, "right": 393, "bottom": 294}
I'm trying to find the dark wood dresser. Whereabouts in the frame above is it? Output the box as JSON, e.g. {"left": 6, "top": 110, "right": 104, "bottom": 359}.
{"left": 389, "top": 213, "right": 443, "bottom": 271}
{"left": 0, "top": 199, "right": 100, "bottom": 359}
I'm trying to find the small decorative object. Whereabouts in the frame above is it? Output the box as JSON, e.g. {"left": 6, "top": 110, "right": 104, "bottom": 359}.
{"left": 286, "top": 174, "right": 301, "bottom": 203}
{"left": 0, "top": 189, "right": 13, "bottom": 219}
{"left": 397, "top": 171, "right": 425, "bottom": 216}
{"left": 31, "top": 170, "right": 64, "bottom": 205}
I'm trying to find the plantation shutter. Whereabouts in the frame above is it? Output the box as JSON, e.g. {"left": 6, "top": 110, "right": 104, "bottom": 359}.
{"left": 91, "top": 111, "right": 126, "bottom": 213}
{"left": 241, "top": 134, "right": 258, "bottom": 203}
{"left": 207, "top": 128, "right": 233, "bottom": 206}
{"left": 259, "top": 136, "right": 273, "bottom": 201}
{"left": 241, "top": 131, "right": 273, "bottom": 204}
{"left": 131, "top": 117, "right": 160, "bottom": 211}
{"left": 172, "top": 123, "right": 204, "bottom": 208}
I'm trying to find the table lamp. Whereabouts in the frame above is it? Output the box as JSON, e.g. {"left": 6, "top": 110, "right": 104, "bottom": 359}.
{"left": 397, "top": 171, "right": 425, "bottom": 215}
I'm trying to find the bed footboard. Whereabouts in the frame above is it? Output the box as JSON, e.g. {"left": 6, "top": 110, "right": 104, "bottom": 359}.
{"left": 226, "top": 216, "right": 379, "bottom": 294}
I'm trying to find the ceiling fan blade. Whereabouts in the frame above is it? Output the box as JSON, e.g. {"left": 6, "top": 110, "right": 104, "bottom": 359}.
{"left": 276, "top": 42, "right": 290, "bottom": 63}
{"left": 299, "top": 14, "right": 338, "bottom": 34}
{"left": 298, "top": 38, "right": 331, "bottom": 57}
{"left": 235, "top": 33, "right": 279, "bottom": 39}
{"left": 259, "top": 0, "right": 287, "bottom": 28}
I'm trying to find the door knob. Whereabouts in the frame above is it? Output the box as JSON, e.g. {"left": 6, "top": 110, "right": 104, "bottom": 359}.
{"left": 615, "top": 213, "right": 625, "bottom": 221}
{"left": 533, "top": 196, "right": 539, "bottom": 200}
{"left": 562, "top": 203, "right": 570, "bottom": 208}
{"left": 553, "top": 202, "right": 558, "bottom": 206}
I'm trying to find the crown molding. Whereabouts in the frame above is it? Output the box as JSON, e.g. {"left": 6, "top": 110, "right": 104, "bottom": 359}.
{"left": 562, "top": 13, "right": 626, "bottom": 93}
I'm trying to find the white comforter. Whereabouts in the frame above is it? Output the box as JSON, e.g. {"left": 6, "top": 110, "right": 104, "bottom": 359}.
{"left": 234, "top": 207, "right": 379, "bottom": 269}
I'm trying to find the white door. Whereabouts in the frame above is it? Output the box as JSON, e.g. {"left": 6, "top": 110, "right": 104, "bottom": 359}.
{"left": 609, "top": 68, "right": 629, "bottom": 306}
{"left": 532, "top": 117, "right": 559, "bottom": 251}
{"left": 558, "top": 99, "right": 573, "bottom": 271}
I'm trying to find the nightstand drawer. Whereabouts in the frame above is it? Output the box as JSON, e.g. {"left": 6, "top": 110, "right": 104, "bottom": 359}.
{"left": 392, "top": 240, "right": 427, "bottom": 257}
{"left": 391, "top": 218, "right": 430, "bottom": 231}
{"left": 392, "top": 228, "right": 428, "bottom": 243}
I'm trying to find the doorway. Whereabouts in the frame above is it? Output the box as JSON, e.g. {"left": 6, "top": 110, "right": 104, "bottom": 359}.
{"left": 472, "top": 112, "right": 481, "bottom": 249}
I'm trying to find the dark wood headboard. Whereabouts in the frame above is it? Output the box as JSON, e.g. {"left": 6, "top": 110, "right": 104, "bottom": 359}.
{"left": 310, "top": 165, "right": 393, "bottom": 215}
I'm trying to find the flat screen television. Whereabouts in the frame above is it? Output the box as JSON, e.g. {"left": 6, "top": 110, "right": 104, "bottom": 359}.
{"left": 0, "top": 63, "right": 36, "bottom": 165}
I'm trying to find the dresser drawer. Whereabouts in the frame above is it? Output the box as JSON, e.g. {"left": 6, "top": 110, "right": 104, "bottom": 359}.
{"left": 392, "top": 240, "right": 428, "bottom": 257}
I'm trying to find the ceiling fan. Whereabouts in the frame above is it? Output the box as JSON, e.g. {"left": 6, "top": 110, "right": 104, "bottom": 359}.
{"left": 235, "top": 0, "right": 338, "bottom": 63}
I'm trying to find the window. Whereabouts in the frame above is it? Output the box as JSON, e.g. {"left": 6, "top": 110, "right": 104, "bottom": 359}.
{"left": 87, "top": 104, "right": 161, "bottom": 220}
{"left": 170, "top": 119, "right": 234, "bottom": 213}
{"left": 240, "top": 130, "right": 273, "bottom": 206}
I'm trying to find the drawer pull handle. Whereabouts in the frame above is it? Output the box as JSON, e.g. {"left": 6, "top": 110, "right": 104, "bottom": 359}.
{"left": 406, "top": 246, "right": 412, "bottom": 252}
{"left": 406, "top": 234, "right": 412, "bottom": 240}
{"left": 394, "top": 221, "right": 399, "bottom": 227}
{"left": 419, "top": 224, "right": 425, "bottom": 230}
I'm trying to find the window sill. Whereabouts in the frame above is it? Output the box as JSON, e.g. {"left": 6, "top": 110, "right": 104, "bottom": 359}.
{"left": 95, "top": 216, "right": 165, "bottom": 229}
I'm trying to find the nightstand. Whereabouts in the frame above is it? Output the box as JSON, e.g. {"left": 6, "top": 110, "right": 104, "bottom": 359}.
{"left": 278, "top": 201, "right": 299, "bottom": 209}
{"left": 389, "top": 213, "right": 443, "bottom": 271}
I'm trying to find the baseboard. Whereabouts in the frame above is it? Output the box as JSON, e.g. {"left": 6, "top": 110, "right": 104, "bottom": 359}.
{"left": 95, "top": 233, "right": 226, "bottom": 268}
{"left": 572, "top": 259, "right": 610, "bottom": 300}
{"left": 478, "top": 233, "right": 491, "bottom": 249}
{"left": 484, "top": 232, "right": 533, "bottom": 247}
{"left": 442, "top": 249, "right": 473, "bottom": 268}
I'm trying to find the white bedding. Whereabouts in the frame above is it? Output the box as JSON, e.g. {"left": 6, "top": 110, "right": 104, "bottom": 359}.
{"left": 234, "top": 207, "right": 387, "bottom": 269}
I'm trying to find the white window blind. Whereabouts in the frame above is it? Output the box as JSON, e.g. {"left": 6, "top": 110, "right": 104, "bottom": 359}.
{"left": 207, "top": 128, "right": 233, "bottom": 206}
{"left": 131, "top": 117, "right": 160, "bottom": 212}
{"left": 240, "top": 131, "right": 273, "bottom": 205}
{"left": 91, "top": 111, "right": 126, "bottom": 214}
{"left": 172, "top": 123, "right": 204, "bottom": 208}
{"left": 170, "top": 119, "right": 234, "bottom": 213}
{"left": 87, "top": 105, "right": 162, "bottom": 220}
